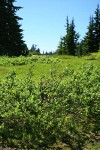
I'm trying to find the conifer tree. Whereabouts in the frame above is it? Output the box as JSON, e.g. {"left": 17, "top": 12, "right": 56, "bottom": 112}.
{"left": 94, "top": 4, "right": 100, "bottom": 51}
{"left": 57, "top": 17, "right": 79, "bottom": 55}
{"left": 83, "top": 16, "right": 95, "bottom": 53}
{"left": 0, "top": 0, "right": 8, "bottom": 55}
{"left": 56, "top": 37, "right": 64, "bottom": 54}
{"left": 57, "top": 36, "right": 67, "bottom": 54}
{"left": 66, "top": 19, "right": 79, "bottom": 55}
{"left": 82, "top": 5, "right": 100, "bottom": 54}
{"left": 0, "top": 0, "right": 27, "bottom": 56}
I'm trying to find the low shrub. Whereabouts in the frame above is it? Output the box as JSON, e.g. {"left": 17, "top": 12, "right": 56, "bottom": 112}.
{"left": 0, "top": 64, "right": 100, "bottom": 149}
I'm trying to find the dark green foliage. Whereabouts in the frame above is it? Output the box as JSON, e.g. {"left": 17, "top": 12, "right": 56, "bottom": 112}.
{"left": 29, "top": 44, "right": 41, "bottom": 55}
{"left": 82, "top": 5, "right": 100, "bottom": 54}
{"left": 57, "top": 36, "right": 67, "bottom": 55}
{"left": 0, "top": 0, "right": 27, "bottom": 56}
{"left": 66, "top": 19, "right": 79, "bottom": 55}
{"left": 84, "top": 16, "right": 95, "bottom": 53}
{"left": 94, "top": 4, "right": 100, "bottom": 52}
{"left": 57, "top": 5, "right": 100, "bottom": 56}
{"left": 0, "top": 0, "right": 8, "bottom": 55}
{"left": 23, "top": 43, "right": 29, "bottom": 56}
{"left": 57, "top": 17, "right": 79, "bottom": 55}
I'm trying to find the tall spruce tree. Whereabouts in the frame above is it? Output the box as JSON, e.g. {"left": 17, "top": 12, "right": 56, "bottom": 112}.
{"left": 88, "top": 16, "right": 95, "bottom": 52}
{"left": 66, "top": 18, "right": 79, "bottom": 55}
{"left": 0, "top": 0, "right": 8, "bottom": 55}
{"left": 94, "top": 4, "right": 100, "bottom": 52}
{"left": 57, "top": 17, "right": 79, "bottom": 55}
{"left": 82, "top": 4, "right": 100, "bottom": 54}
{"left": 0, "top": 0, "right": 27, "bottom": 56}
{"left": 83, "top": 16, "right": 95, "bottom": 53}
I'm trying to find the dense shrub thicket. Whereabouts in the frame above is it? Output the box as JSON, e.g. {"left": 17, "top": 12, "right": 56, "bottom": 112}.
{"left": 0, "top": 64, "right": 100, "bottom": 149}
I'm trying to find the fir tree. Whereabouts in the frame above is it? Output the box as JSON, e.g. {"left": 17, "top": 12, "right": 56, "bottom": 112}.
{"left": 82, "top": 5, "right": 100, "bottom": 54}
{"left": 57, "top": 17, "right": 79, "bottom": 55}
{"left": 94, "top": 4, "right": 100, "bottom": 51}
{"left": 66, "top": 19, "right": 78, "bottom": 55}
{"left": 30, "top": 44, "right": 40, "bottom": 55}
{"left": 0, "top": 0, "right": 8, "bottom": 55}
{"left": 57, "top": 36, "right": 68, "bottom": 55}
{"left": 83, "top": 16, "right": 95, "bottom": 53}
{"left": 0, "top": 0, "right": 27, "bottom": 56}
{"left": 56, "top": 37, "right": 63, "bottom": 54}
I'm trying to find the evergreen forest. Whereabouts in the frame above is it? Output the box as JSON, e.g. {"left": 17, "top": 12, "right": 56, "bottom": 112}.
{"left": 57, "top": 5, "right": 100, "bottom": 56}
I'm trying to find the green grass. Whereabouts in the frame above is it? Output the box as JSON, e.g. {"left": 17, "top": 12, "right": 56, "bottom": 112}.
{"left": 0, "top": 53, "right": 100, "bottom": 80}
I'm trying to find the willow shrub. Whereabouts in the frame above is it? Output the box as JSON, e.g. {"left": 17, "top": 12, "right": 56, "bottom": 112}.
{"left": 0, "top": 64, "right": 100, "bottom": 149}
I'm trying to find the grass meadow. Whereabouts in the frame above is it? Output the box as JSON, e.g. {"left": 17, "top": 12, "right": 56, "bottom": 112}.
{"left": 0, "top": 52, "right": 100, "bottom": 80}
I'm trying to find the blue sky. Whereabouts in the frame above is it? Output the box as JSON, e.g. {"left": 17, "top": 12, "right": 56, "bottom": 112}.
{"left": 16, "top": 0, "right": 100, "bottom": 53}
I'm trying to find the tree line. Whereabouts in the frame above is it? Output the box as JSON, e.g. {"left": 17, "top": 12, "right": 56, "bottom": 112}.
{"left": 56, "top": 4, "right": 100, "bottom": 56}
{"left": 0, "top": 1, "right": 100, "bottom": 56}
